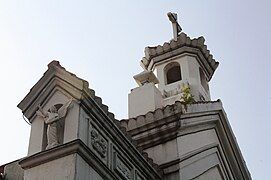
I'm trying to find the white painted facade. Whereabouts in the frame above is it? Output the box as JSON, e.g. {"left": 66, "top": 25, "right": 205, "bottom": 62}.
{"left": 128, "top": 83, "right": 163, "bottom": 118}
{"left": 24, "top": 155, "right": 76, "bottom": 180}
{"left": 17, "top": 62, "right": 162, "bottom": 180}
{"left": 2, "top": 14, "right": 251, "bottom": 180}
{"left": 27, "top": 90, "right": 79, "bottom": 156}
{"left": 129, "top": 52, "right": 211, "bottom": 118}
{"left": 153, "top": 54, "right": 210, "bottom": 100}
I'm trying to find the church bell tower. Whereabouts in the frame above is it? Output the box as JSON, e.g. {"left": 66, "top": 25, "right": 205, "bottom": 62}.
{"left": 128, "top": 13, "right": 219, "bottom": 118}
{"left": 124, "top": 13, "right": 251, "bottom": 180}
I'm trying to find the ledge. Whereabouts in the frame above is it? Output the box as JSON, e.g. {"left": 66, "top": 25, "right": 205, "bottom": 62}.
{"left": 120, "top": 100, "right": 221, "bottom": 132}
{"left": 19, "top": 139, "right": 82, "bottom": 169}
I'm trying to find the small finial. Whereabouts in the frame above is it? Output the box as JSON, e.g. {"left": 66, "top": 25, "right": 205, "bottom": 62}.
{"left": 167, "top": 12, "right": 182, "bottom": 41}
{"left": 47, "top": 60, "right": 62, "bottom": 69}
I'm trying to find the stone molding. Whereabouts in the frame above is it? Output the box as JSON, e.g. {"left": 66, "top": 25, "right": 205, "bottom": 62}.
{"left": 19, "top": 137, "right": 161, "bottom": 180}
{"left": 80, "top": 92, "right": 162, "bottom": 178}
{"left": 120, "top": 101, "right": 221, "bottom": 150}
{"left": 19, "top": 139, "right": 81, "bottom": 169}
{"left": 90, "top": 129, "right": 107, "bottom": 158}
{"left": 179, "top": 147, "right": 229, "bottom": 179}
{"left": 114, "top": 152, "right": 133, "bottom": 180}
{"left": 19, "top": 139, "right": 119, "bottom": 180}
{"left": 18, "top": 61, "right": 162, "bottom": 179}
{"left": 159, "top": 144, "right": 229, "bottom": 178}
{"left": 120, "top": 101, "right": 183, "bottom": 131}
{"left": 79, "top": 85, "right": 163, "bottom": 177}
{"left": 121, "top": 100, "right": 251, "bottom": 179}
{"left": 120, "top": 100, "right": 220, "bottom": 133}
{"left": 159, "top": 158, "right": 180, "bottom": 175}
{"left": 140, "top": 32, "right": 219, "bottom": 81}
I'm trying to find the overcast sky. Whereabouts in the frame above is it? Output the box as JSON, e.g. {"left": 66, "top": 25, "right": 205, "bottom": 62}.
{"left": 0, "top": 1, "right": 270, "bottom": 179}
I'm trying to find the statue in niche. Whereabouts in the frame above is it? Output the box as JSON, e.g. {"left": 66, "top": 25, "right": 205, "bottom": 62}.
{"left": 36, "top": 99, "right": 73, "bottom": 149}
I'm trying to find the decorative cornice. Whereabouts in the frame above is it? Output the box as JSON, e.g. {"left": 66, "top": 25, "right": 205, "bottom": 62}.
{"left": 17, "top": 61, "right": 88, "bottom": 120}
{"left": 140, "top": 32, "right": 219, "bottom": 81}
{"left": 19, "top": 139, "right": 122, "bottom": 180}
{"left": 121, "top": 100, "right": 251, "bottom": 179}
{"left": 120, "top": 100, "right": 221, "bottom": 132}
{"left": 19, "top": 138, "right": 163, "bottom": 179}
{"left": 17, "top": 61, "right": 162, "bottom": 178}
{"left": 19, "top": 139, "right": 81, "bottom": 169}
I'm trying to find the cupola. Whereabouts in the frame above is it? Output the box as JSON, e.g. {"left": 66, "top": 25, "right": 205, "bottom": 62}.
{"left": 128, "top": 13, "right": 219, "bottom": 118}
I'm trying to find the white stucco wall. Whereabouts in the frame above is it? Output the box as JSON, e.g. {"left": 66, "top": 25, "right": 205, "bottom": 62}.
{"left": 27, "top": 90, "right": 80, "bottom": 156}
{"left": 153, "top": 54, "right": 211, "bottom": 102}
{"left": 177, "top": 129, "right": 230, "bottom": 179}
{"left": 144, "top": 139, "right": 178, "bottom": 165}
{"left": 75, "top": 155, "right": 103, "bottom": 180}
{"left": 193, "top": 166, "right": 223, "bottom": 180}
{"left": 177, "top": 129, "right": 218, "bottom": 157}
{"left": 27, "top": 116, "right": 45, "bottom": 156}
{"left": 24, "top": 154, "right": 76, "bottom": 180}
{"left": 128, "top": 83, "right": 163, "bottom": 118}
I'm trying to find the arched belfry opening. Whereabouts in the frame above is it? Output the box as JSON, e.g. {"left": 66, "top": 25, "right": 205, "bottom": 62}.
{"left": 164, "top": 62, "right": 182, "bottom": 85}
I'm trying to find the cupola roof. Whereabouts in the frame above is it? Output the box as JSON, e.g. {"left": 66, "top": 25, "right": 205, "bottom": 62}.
{"left": 140, "top": 32, "right": 219, "bottom": 81}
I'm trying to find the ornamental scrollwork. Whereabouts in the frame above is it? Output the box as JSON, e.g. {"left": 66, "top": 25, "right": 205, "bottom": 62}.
{"left": 116, "top": 156, "right": 131, "bottom": 180}
{"left": 91, "top": 129, "right": 107, "bottom": 158}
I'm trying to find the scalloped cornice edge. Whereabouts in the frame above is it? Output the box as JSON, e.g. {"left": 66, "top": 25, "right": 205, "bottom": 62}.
{"left": 140, "top": 33, "right": 219, "bottom": 81}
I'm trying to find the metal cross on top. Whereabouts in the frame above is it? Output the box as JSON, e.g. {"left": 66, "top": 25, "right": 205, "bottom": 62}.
{"left": 167, "top": 12, "right": 182, "bottom": 41}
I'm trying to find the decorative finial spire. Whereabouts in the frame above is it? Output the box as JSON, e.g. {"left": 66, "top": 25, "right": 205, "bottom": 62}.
{"left": 167, "top": 12, "right": 182, "bottom": 41}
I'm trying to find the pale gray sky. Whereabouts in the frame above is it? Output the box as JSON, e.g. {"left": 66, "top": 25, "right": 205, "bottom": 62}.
{"left": 0, "top": 1, "right": 270, "bottom": 179}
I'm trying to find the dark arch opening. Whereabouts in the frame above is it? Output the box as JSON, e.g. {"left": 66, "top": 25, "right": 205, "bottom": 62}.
{"left": 165, "top": 62, "right": 182, "bottom": 85}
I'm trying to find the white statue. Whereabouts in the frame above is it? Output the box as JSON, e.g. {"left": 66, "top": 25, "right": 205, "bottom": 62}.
{"left": 36, "top": 99, "right": 73, "bottom": 149}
